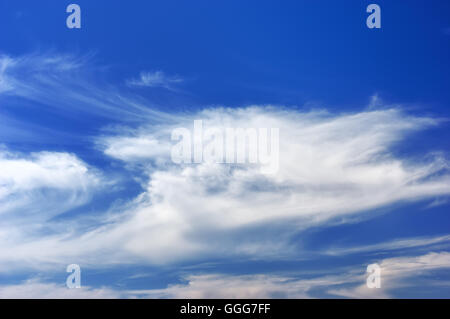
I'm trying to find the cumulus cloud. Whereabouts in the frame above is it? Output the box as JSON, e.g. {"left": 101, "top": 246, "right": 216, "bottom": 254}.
{"left": 100, "top": 135, "right": 171, "bottom": 164}
{"left": 0, "top": 148, "right": 104, "bottom": 271}
{"left": 0, "top": 148, "right": 101, "bottom": 221}
{"left": 88, "top": 107, "right": 450, "bottom": 263}
{"left": 2, "top": 106, "right": 449, "bottom": 270}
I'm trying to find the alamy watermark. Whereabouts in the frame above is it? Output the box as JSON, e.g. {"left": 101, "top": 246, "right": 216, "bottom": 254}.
{"left": 366, "top": 4, "right": 381, "bottom": 29}
{"left": 366, "top": 263, "right": 381, "bottom": 288}
{"left": 66, "top": 264, "right": 81, "bottom": 289}
{"left": 65, "top": 4, "right": 380, "bottom": 30}
{"left": 66, "top": 4, "right": 81, "bottom": 29}
{"left": 171, "top": 120, "right": 280, "bottom": 174}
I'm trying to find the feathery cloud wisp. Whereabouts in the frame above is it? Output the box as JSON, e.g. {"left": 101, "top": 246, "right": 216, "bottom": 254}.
{"left": 126, "top": 71, "right": 183, "bottom": 90}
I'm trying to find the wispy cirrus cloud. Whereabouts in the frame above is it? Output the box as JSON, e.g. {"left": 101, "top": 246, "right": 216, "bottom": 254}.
{"left": 323, "top": 234, "right": 450, "bottom": 256}
{"left": 123, "top": 251, "right": 450, "bottom": 298}
{"left": 330, "top": 251, "right": 450, "bottom": 298}
{"left": 0, "top": 55, "right": 18, "bottom": 94}
{"left": 2, "top": 250, "right": 449, "bottom": 298}
{"left": 126, "top": 71, "right": 184, "bottom": 90}
{"left": 0, "top": 279, "right": 122, "bottom": 299}
{"left": 133, "top": 273, "right": 346, "bottom": 299}
{"left": 0, "top": 53, "right": 173, "bottom": 123}
{"left": 4, "top": 250, "right": 448, "bottom": 298}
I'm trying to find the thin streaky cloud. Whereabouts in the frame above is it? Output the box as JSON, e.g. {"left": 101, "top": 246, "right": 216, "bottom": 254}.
{"left": 323, "top": 234, "right": 450, "bottom": 256}
{"left": 331, "top": 252, "right": 450, "bottom": 299}
{"left": 2, "top": 251, "right": 448, "bottom": 299}
{"left": 126, "top": 71, "right": 184, "bottom": 90}
{"left": 122, "top": 251, "right": 450, "bottom": 299}
{"left": 0, "top": 53, "right": 175, "bottom": 123}
{"left": 0, "top": 279, "right": 122, "bottom": 299}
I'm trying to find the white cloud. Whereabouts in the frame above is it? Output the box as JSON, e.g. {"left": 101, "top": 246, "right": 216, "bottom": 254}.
{"left": 101, "top": 135, "right": 171, "bottom": 164}
{"left": 0, "top": 148, "right": 104, "bottom": 271}
{"left": 379, "top": 251, "right": 450, "bottom": 276}
{"left": 2, "top": 106, "right": 449, "bottom": 270}
{"left": 0, "top": 279, "right": 122, "bottom": 299}
{"left": 130, "top": 273, "right": 351, "bottom": 299}
{"left": 330, "top": 252, "right": 450, "bottom": 298}
{"left": 86, "top": 107, "right": 450, "bottom": 264}
{"left": 1, "top": 251, "right": 449, "bottom": 298}
{"left": 133, "top": 251, "right": 450, "bottom": 299}
{"left": 0, "top": 53, "right": 172, "bottom": 122}
{"left": 0, "top": 55, "right": 15, "bottom": 93}
{"left": 1, "top": 52, "right": 450, "bottom": 274}
{"left": 324, "top": 234, "right": 450, "bottom": 256}
{"left": 425, "top": 198, "right": 449, "bottom": 209}
{"left": 126, "top": 71, "right": 183, "bottom": 90}
{"left": 0, "top": 149, "right": 101, "bottom": 220}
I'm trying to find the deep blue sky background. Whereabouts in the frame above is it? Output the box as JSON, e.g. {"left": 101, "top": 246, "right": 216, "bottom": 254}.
{"left": 1, "top": 0, "right": 450, "bottom": 111}
{"left": 0, "top": 0, "right": 449, "bottom": 297}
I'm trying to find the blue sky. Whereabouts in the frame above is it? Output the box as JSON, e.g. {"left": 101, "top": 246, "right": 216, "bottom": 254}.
{"left": 0, "top": 0, "right": 449, "bottom": 298}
